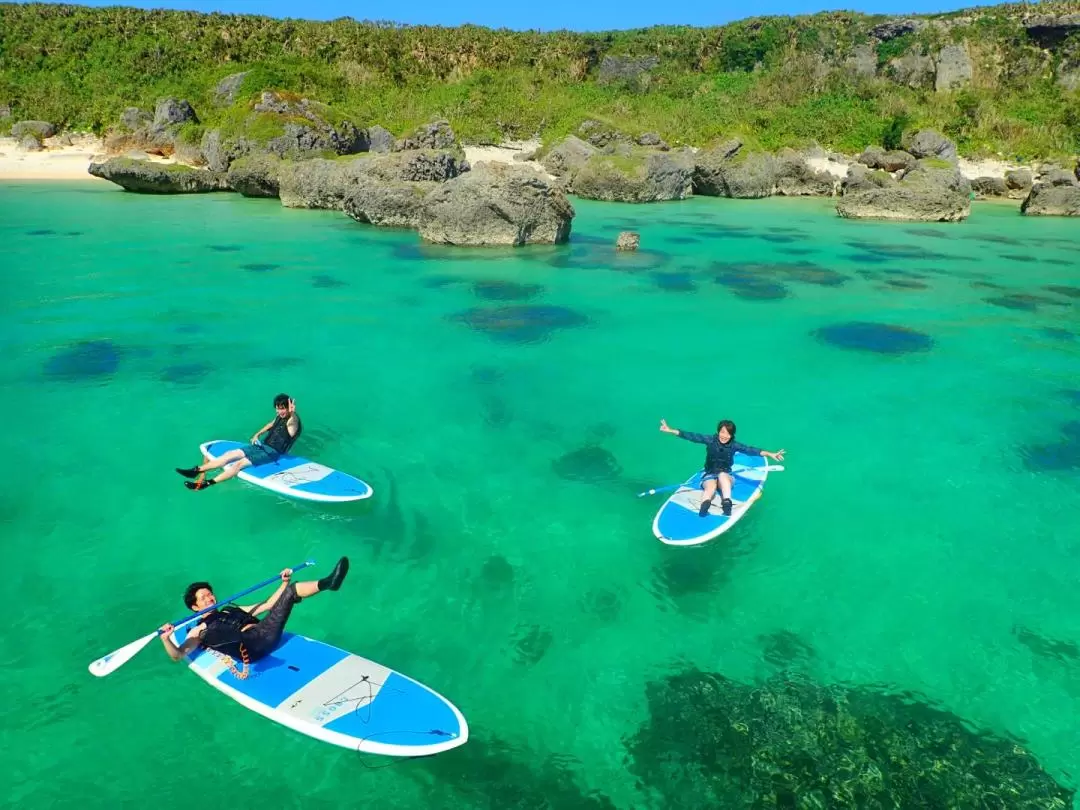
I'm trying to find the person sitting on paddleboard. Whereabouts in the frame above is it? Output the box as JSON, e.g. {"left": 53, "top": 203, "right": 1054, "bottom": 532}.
{"left": 659, "top": 418, "right": 785, "bottom": 517}
{"left": 175, "top": 393, "right": 302, "bottom": 491}
{"left": 158, "top": 557, "right": 350, "bottom": 666}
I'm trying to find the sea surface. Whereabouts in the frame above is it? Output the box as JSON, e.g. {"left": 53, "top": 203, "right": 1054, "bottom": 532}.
{"left": 2, "top": 180, "right": 1079, "bottom": 809}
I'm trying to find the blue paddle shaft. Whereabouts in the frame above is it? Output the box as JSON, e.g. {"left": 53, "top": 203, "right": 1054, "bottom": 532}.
{"left": 159, "top": 560, "right": 315, "bottom": 634}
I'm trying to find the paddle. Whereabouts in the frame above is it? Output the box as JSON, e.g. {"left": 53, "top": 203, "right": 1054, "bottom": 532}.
{"left": 88, "top": 559, "right": 316, "bottom": 678}
{"left": 636, "top": 465, "right": 786, "bottom": 497}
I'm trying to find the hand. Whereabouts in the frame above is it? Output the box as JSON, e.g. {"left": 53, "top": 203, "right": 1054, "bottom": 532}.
{"left": 287, "top": 398, "right": 296, "bottom": 415}
{"left": 159, "top": 623, "right": 174, "bottom": 636}
{"left": 659, "top": 419, "right": 676, "bottom": 434}
{"left": 280, "top": 568, "right": 293, "bottom": 582}
{"left": 250, "top": 435, "right": 260, "bottom": 445}
{"left": 767, "top": 449, "right": 786, "bottom": 462}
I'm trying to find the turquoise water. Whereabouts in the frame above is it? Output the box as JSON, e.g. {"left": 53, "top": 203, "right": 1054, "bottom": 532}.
{"left": 2, "top": 179, "right": 1079, "bottom": 808}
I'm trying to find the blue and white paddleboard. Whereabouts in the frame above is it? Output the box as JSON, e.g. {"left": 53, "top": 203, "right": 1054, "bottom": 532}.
{"left": 170, "top": 625, "right": 469, "bottom": 756}
{"left": 199, "top": 440, "right": 373, "bottom": 503}
{"left": 652, "top": 453, "right": 769, "bottom": 546}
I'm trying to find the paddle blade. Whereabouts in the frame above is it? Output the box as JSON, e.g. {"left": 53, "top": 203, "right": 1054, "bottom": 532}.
{"left": 88, "top": 631, "right": 158, "bottom": 677}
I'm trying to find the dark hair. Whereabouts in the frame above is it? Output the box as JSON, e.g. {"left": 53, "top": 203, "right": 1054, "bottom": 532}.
{"left": 716, "top": 419, "right": 736, "bottom": 438}
{"left": 273, "top": 393, "right": 290, "bottom": 408}
{"left": 184, "top": 581, "right": 212, "bottom": 610}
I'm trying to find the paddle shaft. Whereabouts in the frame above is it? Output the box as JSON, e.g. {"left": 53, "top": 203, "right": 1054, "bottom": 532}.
{"left": 637, "top": 465, "right": 784, "bottom": 497}
{"left": 160, "top": 560, "right": 315, "bottom": 634}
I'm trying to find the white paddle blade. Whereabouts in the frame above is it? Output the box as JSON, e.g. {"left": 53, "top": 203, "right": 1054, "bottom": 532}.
{"left": 88, "top": 631, "right": 158, "bottom": 677}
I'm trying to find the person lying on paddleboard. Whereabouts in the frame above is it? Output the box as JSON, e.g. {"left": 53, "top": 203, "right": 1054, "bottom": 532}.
{"left": 158, "top": 557, "right": 350, "bottom": 666}
{"left": 659, "top": 418, "right": 785, "bottom": 517}
{"left": 175, "top": 393, "right": 302, "bottom": 491}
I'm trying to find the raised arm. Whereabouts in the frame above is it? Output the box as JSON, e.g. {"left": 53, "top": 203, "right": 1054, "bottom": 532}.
{"left": 659, "top": 419, "right": 710, "bottom": 444}
{"left": 240, "top": 568, "right": 293, "bottom": 616}
{"left": 733, "top": 441, "right": 785, "bottom": 462}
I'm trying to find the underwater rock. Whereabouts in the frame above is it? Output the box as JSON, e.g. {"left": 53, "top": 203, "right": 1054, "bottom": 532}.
{"left": 625, "top": 667, "right": 1075, "bottom": 810}
{"left": 451, "top": 305, "right": 588, "bottom": 344}
{"left": 471, "top": 280, "right": 543, "bottom": 301}
{"left": 814, "top": 321, "right": 933, "bottom": 355}
{"left": 44, "top": 339, "right": 120, "bottom": 380}
{"left": 552, "top": 445, "right": 622, "bottom": 483}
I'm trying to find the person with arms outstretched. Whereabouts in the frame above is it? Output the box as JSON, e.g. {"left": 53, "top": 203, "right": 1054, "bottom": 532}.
{"left": 659, "top": 418, "right": 785, "bottom": 517}
{"left": 159, "top": 557, "right": 350, "bottom": 666}
{"left": 176, "top": 393, "right": 302, "bottom": 491}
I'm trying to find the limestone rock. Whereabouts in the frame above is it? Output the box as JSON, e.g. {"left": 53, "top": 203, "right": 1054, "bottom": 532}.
{"left": 420, "top": 162, "right": 574, "bottom": 246}
{"left": 11, "top": 120, "right": 56, "bottom": 141}
{"left": 837, "top": 162, "right": 972, "bottom": 221}
{"left": 694, "top": 150, "right": 777, "bottom": 198}
{"left": 226, "top": 153, "right": 282, "bottom": 198}
{"left": 616, "top": 231, "right": 640, "bottom": 251}
{"left": 904, "top": 129, "right": 958, "bottom": 163}
{"left": 343, "top": 177, "right": 436, "bottom": 229}
{"left": 88, "top": 157, "right": 229, "bottom": 193}
{"left": 935, "top": 44, "right": 973, "bottom": 92}
{"left": 396, "top": 119, "right": 455, "bottom": 151}
{"left": 970, "top": 176, "right": 1008, "bottom": 199}
{"left": 573, "top": 148, "right": 694, "bottom": 203}
{"left": 539, "top": 135, "right": 597, "bottom": 180}
{"left": 1021, "top": 176, "right": 1080, "bottom": 216}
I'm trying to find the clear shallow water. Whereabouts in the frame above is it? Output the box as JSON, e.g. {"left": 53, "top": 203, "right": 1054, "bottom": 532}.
{"left": 2, "top": 180, "right": 1079, "bottom": 808}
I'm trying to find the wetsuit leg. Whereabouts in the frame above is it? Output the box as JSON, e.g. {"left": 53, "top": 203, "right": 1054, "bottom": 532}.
{"left": 239, "top": 583, "right": 300, "bottom": 660}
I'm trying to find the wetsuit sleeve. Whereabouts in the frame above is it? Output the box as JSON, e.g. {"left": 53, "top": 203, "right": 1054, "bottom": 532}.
{"left": 676, "top": 430, "right": 712, "bottom": 444}
{"left": 731, "top": 441, "right": 763, "bottom": 456}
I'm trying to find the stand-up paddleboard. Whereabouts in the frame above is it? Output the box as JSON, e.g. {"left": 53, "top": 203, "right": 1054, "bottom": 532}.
{"left": 170, "top": 624, "right": 468, "bottom": 756}
{"left": 199, "top": 440, "right": 373, "bottom": 503}
{"left": 653, "top": 453, "right": 769, "bottom": 546}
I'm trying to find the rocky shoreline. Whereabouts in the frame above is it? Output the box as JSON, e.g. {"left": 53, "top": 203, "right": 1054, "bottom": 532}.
{"left": 5, "top": 85, "right": 1080, "bottom": 244}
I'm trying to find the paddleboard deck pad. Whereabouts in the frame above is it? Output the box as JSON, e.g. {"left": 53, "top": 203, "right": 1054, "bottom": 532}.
{"left": 171, "top": 626, "right": 468, "bottom": 756}
{"left": 200, "top": 440, "right": 373, "bottom": 503}
{"left": 652, "top": 453, "right": 769, "bottom": 546}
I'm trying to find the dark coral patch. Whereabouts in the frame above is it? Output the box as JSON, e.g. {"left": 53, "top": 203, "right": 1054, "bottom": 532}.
{"left": 1000, "top": 253, "right": 1037, "bottom": 263}
{"left": 1045, "top": 285, "right": 1080, "bottom": 299}
{"left": 160, "top": 363, "right": 212, "bottom": 385}
{"left": 714, "top": 269, "right": 790, "bottom": 300}
{"left": 885, "top": 279, "right": 930, "bottom": 290}
{"left": 1014, "top": 625, "right": 1080, "bottom": 662}
{"left": 422, "top": 274, "right": 461, "bottom": 288}
{"left": 26, "top": 229, "right": 56, "bottom": 236}
{"left": 451, "top": 305, "right": 588, "bottom": 344}
{"left": 626, "top": 668, "right": 1074, "bottom": 810}
{"left": 208, "top": 244, "right": 242, "bottom": 252}
{"left": 312, "top": 274, "right": 347, "bottom": 288}
{"left": 904, "top": 227, "right": 952, "bottom": 239}
{"left": 510, "top": 624, "right": 553, "bottom": 665}
{"left": 472, "top": 280, "right": 543, "bottom": 301}
{"left": 846, "top": 252, "right": 891, "bottom": 264}
{"left": 1022, "top": 421, "right": 1080, "bottom": 471}
{"left": 1042, "top": 328, "right": 1075, "bottom": 341}
{"left": 479, "top": 554, "right": 515, "bottom": 589}
{"left": 241, "top": 262, "right": 279, "bottom": 273}
{"left": 44, "top": 339, "right": 120, "bottom": 380}
{"left": 552, "top": 445, "right": 621, "bottom": 483}
{"left": 651, "top": 271, "right": 697, "bottom": 292}
{"left": 759, "top": 630, "right": 817, "bottom": 669}
{"left": 985, "top": 293, "right": 1069, "bottom": 312}
{"left": 814, "top": 322, "right": 933, "bottom": 355}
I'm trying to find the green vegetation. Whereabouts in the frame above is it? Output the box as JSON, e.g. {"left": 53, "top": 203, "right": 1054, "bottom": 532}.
{"left": 0, "top": 2, "right": 1078, "bottom": 160}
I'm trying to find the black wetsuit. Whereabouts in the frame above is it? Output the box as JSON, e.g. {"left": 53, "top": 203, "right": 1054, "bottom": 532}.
{"left": 675, "top": 430, "right": 762, "bottom": 475}
{"left": 199, "top": 584, "right": 301, "bottom": 662}
{"left": 263, "top": 414, "right": 303, "bottom": 455}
